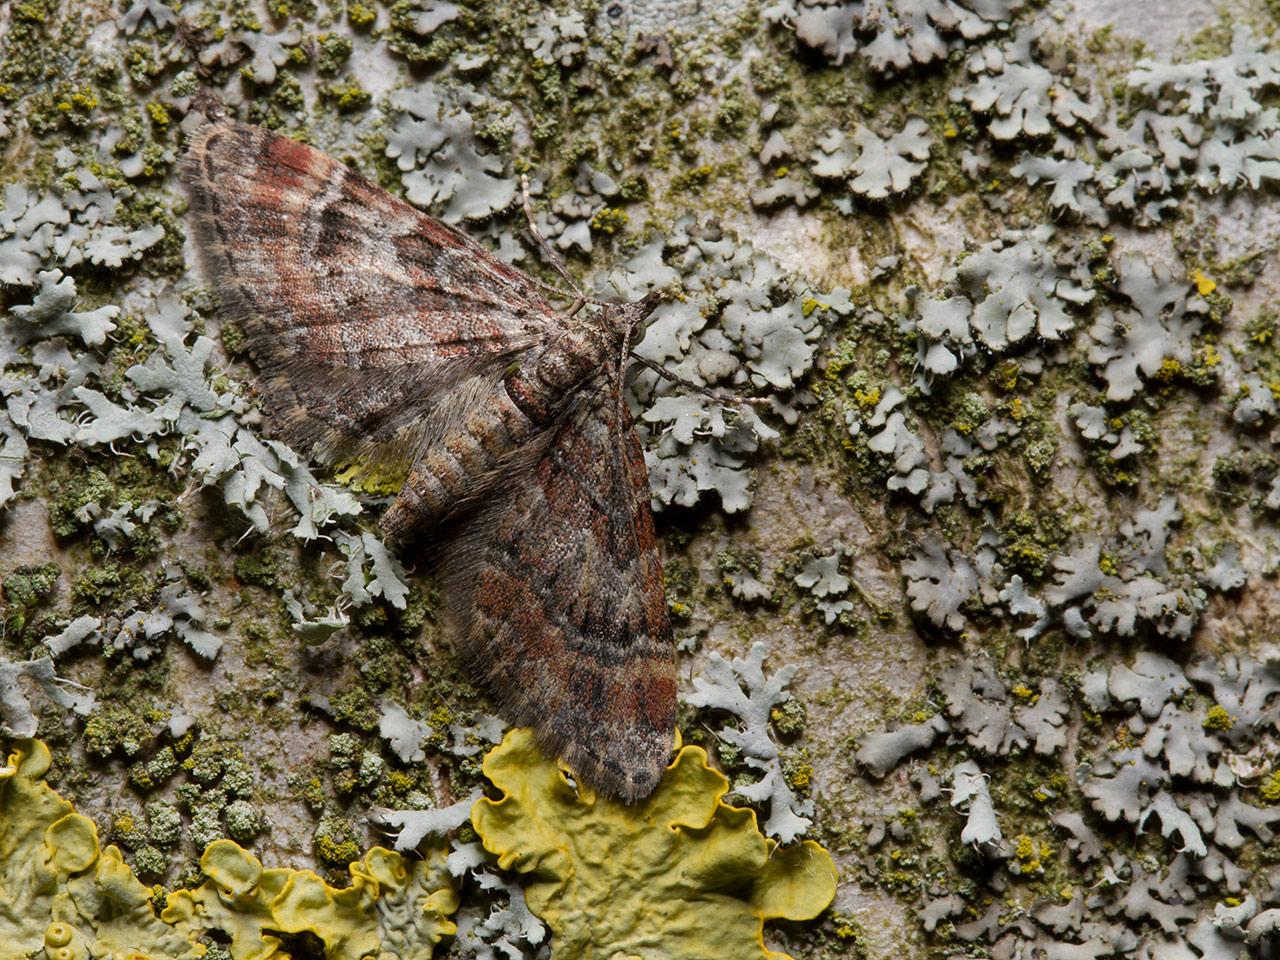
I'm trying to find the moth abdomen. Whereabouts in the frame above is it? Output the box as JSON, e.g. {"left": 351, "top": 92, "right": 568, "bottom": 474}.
{"left": 380, "top": 385, "right": 538, "bottom": 541}
{"left": 383, "top": 317, "right": 626, "bottom": 541}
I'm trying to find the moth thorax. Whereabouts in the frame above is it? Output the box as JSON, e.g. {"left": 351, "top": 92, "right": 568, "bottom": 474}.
{"left": 504, "top": 323, "right": 616, "bottom": 422}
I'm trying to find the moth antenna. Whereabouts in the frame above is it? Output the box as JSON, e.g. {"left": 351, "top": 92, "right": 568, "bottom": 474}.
{"left": 519, "top": 174, "right": 577, "bottom": 289}
{"left": 518, "top": 174, "right": 612, "bottom": 311}
{"left": 630, "top": 354, "right": 773, "bottom": 408}
{"left": 616, "top": 313, "right": 632, "bottom": 419}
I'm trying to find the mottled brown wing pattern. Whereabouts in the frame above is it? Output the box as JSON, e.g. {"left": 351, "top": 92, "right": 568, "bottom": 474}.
{"left": 182, "top": 121, "right": 559, "bottom": 472}
{"left": 442, "top": 372, "right": 676, "bottom": 801}
{"left": 185, "top": 121, "right": 677, "bottom": 801}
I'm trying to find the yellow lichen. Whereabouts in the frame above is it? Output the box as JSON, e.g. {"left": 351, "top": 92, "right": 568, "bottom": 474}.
{"left": 1, "top": 739, "right": 458, "bottom": 960}
{"left": 1192, "top": 270, "right": 1217, "bottom": 296}
{"left": 1012, "top": 834, "right": 1052, "bottom": 873}
{"left": 333, "top": 459, "right": 410, "bottom": 496}
{"left": 853, "top": 386, "right": 880, "bottom": 408}
{"left": 589, "top": 207, "right": 629, "bottom": 234}
{"left": 165, "top": 839, "right": 458, "bottom": 960}
{"left": 784, "top": 758, "right": 813, "bottom": 792}
{"left": 471, "top": 728, "right": 838, "bottom": 960}
{"left": 1009, "top": 683, "right": 1038, "bottom": 704}
{"left": 1155, "top": 357, "right": 1183, "bottom": 382}
{"left": 0, "top": 739, "right": 205, "bottom": 959}
{"left": 347, "top": 1, "right": 376, "bottom": 26}
{"left": 1202, "top": 704, "right": 1235, "bottom": 731}
{"left": 147, "top": 101, "right": 171, "bottom": 128}
{"left": 1259, "top": 770, "right": 1280, "bottom": 804}
{"left": 801, "top": 296, "right": 833, "bottom": 317}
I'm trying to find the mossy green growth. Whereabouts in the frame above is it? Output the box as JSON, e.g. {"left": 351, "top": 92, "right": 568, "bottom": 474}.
{"left": 316, "top": 33, "right": 354, "bottom": 75}
{"left": 2, "top": 562, "right": 60, "bottom": 609}
{"left": 589, "top": 206, "right": 629, "bottom": 234}
{"left": 233, "top": 548, "right": 282, "bottom": 590}
{"left": 2, "top": 562, "right": 60, "bottom": 637}
{"left": 471, "top": 728, "right": 838, "bottom": 960}
{"left": 1203, "top": 704, "right": 1235, "bottom": 731}
{"left": 1259, "top": 770, "right": 1280, "bottom": 805}
{"left": 347, "top": 0, "right": 376, "bottom": 27}
{"left": 0, "top": 740, "right": 459, "bottom": 959}
{"left": 321, "top": 75, "right": 372, "bottom": 112}
{"left": 48, "top": 467, "right": 116, "bottom": 538}
{"left": 314, "top": 813, "right": 363, "bottom": 866}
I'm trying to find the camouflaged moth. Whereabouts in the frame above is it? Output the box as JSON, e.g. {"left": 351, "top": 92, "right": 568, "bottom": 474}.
{"left": 184, "top": 121, "right": 675, "bottom": 802}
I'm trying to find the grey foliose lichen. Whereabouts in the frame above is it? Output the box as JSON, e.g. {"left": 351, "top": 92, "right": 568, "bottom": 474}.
{"left": 766, "top": 0, "right": 1024, "bottom": 72}
{"left": 857, "top": 652, "right": 1280, "bottom": 958}
{"left": 600, "top": 217, "right": 853, "bottom": 513}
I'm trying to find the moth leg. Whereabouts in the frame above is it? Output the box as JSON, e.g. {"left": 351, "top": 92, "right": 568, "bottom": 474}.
{"left": 629, "top": 354, "right": 773, "bottom": 407}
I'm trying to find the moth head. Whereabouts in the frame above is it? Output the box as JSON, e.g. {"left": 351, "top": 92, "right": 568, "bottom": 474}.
{"left": 621, "top": 289, "right": 663, "bottom": 349}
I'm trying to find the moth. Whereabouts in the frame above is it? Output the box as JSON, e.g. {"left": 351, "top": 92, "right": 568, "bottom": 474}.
{"left": 183, "top": 121, "right": 676, "bottom": 802}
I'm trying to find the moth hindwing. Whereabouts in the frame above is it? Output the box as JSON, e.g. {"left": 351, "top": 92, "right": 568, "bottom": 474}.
{"left": 184, "top": 120, "right": 676, "bottom": 800}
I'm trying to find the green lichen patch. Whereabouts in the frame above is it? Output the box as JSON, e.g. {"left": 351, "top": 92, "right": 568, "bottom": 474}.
{"left": 2, "top": 562, "right": 61, "bottom": 641}
{"left": 0, "top": 738, "right": 204, "bottom": 959}
{"left": 166, "top": 837, "right": 458, "bottom": 959}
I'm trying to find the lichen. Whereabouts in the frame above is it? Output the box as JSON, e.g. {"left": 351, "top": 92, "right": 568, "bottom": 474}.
{"left": 471, "top": 728, "right": 837, "bottom": 960}
{"left": 0, "top": 738, "right": 459, "bottom": 959}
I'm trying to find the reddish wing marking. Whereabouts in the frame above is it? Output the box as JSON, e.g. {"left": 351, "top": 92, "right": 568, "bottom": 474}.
{"left": 185, "top": 121, "right": 677, "bottom": 801}
{"left": 183, "top": 120, "right": 559, "bottom": 466}
{"left": 442, "top": 373, "right": 676, "bottom": 801}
